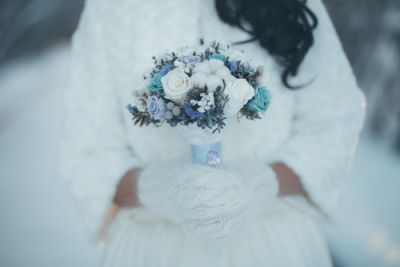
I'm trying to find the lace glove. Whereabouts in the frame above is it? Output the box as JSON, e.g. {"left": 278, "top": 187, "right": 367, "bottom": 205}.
{"left": 138, "top": 162, "right": 250, "bottom": 242}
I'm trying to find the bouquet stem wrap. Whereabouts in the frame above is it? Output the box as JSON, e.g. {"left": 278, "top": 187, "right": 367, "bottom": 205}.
{"left": 178, "top": 122, "right": 229, "bottom": 169}
{"left": 191, "top": 142, "right": 223, "bottom": 168}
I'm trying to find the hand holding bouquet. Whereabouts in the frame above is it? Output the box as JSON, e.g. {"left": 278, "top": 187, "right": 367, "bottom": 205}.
{"left": 127, "top": 42, "right": 275, "bottom": 242}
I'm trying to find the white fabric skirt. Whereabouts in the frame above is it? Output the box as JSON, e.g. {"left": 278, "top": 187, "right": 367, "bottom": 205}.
{"left": 102, "top": 201, "right": 332, "bottom": 267}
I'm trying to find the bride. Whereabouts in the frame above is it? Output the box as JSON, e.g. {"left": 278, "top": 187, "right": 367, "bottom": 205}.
{"left": 61, "top": 0, "right": 366, "bottom": 266}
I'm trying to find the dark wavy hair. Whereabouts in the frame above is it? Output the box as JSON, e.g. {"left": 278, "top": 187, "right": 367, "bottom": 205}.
{"left": 215, "top": 0, "right": 318, "bottom": 88}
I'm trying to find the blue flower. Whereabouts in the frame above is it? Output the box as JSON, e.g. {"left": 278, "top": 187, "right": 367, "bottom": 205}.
{"left": 184, "top": 106, "right": 204, "bottom": 120}
{"left": 147, "top": 96, "right": 166, "bottom": 120}
{"left": 182, "top": 56, "right": 203, "bottom": 65}
{"left": 228, "top": 60, "right": 238, "bottom": 72}
{"left": 246, "top": 87, "right": 271, "bottom": 112}
{"left": 210, "top": 53, "right": 227, "bottom": 62}
{"left": 160, "top": 63, "right": 174, "bottom": 75}
{"left": 147, "top": 73, "right": 164, "bottom": 93}
{"left": 127, "top": 104, "right": 138, "bottom": 113}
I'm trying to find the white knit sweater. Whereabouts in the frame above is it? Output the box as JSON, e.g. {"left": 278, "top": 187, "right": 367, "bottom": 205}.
{"left": 61, "top": 0, "right": 366, "bottom": 238}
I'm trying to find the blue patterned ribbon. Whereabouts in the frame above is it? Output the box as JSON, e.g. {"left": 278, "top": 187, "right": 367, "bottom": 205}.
{"left": 191, "top": 142, "right": 223, "bottom": 168}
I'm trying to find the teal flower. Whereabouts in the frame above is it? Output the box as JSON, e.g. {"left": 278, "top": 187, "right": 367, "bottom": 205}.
{"left": 210, "top": 53, "right": 227, "bottom": 62}
{"left": 246, "top": 87, "right": 271, "bottom": 112}
{"left": 147, "top": 73, "right": 164, "bottom": 93}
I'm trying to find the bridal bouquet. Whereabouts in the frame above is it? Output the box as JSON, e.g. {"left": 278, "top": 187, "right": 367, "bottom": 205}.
{"left": 128, "top": 42, "right": 271, "bottom": 167}
{"left": 127, "top": 42, "right": 273, "bottom": 241}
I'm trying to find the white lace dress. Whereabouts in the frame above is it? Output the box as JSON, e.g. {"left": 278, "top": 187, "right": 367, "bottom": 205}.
{"left": 61, "top": 0, "right": 366, "bottom": 266}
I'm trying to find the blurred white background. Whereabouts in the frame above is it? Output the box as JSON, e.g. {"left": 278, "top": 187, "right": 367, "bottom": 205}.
{"left": 0, "top": 1, "right": 399, "bottom": 266}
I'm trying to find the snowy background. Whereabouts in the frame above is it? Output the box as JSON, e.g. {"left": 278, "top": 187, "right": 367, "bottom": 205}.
{"left": 0, "top": 1, "right": 399, "bottom": 267}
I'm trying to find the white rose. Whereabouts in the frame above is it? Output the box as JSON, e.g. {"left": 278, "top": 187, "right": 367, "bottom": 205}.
{"left": 161, "top": 69, "right": 192, "bottom": 104}
{"left": 224, "top": 78, "right": 255, "bottom": 116}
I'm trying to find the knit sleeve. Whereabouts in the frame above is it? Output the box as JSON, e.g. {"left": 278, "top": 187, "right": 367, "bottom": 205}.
{"left": 60, "top": 0, "right": 141, "bottom": 240}
{"left": 275, "top": 0, "right": 366, "bottom": 218}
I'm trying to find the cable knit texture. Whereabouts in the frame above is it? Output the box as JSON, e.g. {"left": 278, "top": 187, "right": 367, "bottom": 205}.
{"left": 138, "top": 162, "right": 252, "bottom": 242}
{"left": 61, "top": 0, "right": 365, "bottom": 265}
